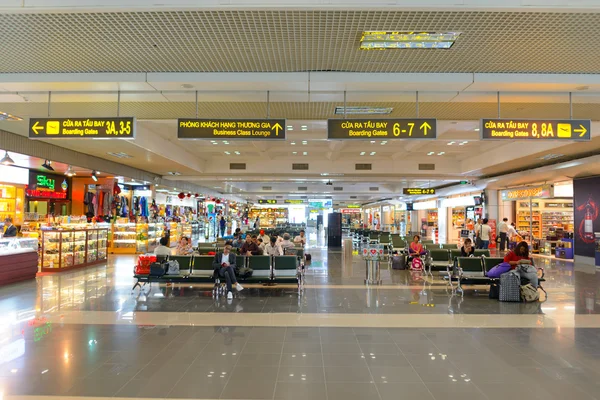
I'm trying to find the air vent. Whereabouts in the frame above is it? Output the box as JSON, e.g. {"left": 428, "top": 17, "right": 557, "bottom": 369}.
{"left": 230, "top": 163, "right": 246, "bottom": 170}
{"left": 350, "top": 196, "right": 358, "bottom": 199}
{"left": 355, "top": 163, "right": 372, "bottom": 170}
{"left": 334, "top": 187, "right": 343, "bottom": 191}
{"left": 292, "top": 163, "right": 309, "bottom": 170}
{"left": 298, "top": 187, "right": 308, "bottom": 191}
{"left": 369, "top": 187, "right": 379, "bottom": 191}
{"left": 418, "top": 163, "right": 435, "bottom": 171}
{"left": 262, "top": 186, "right": 272, "bottom": 191}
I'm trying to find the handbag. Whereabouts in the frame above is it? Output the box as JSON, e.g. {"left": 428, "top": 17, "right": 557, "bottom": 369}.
{"left": 520, "top": 283, "right": 540, "bottom": 302}
{"left": 487, "top": 262, "right": 512, "bottom": 278}
{"left": 236, "top": 267, "right": 254, "bottom": 279}
{"left": 150, "top": 261, "right": 167, "bottom": 277}
{"left": 489, "top": 282, "right": 500, "bottom": 299}
{"left": 165, "top": 260, "right": 180, "bottom": 275}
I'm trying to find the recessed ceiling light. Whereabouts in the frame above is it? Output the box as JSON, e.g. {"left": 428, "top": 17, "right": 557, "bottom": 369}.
{"left": 459, "top": 141, "right": 468, "bottom": 146}
{"left": 438, "top": 152, "right": 445, "bottom": 155}
{"left": 447, "top": 141, "right": 455, "bottom": 145}
{"left": 360, "top": 151, "right": 366, "bottom": 156}
{"left": 0, "top": 111, "right": 22, "bottom": 121}
{"left": 334, "top": 106, "right": 393, "bottom": 115}
{"left": 293, "top": 151, "right": 297, "bottom": 154}
{"left": 234, "top": 151, "right": 240, "bottom": 155}
{"left": 427, "top": 152, "right": 435, "bottom": 155}
{"left": 287, "top": 126, "right": 293, "bottom": 131}
{"left": 360, "top": 31, "right": 461, "bottom": 50}
{"left": 303, "top": 152, "right": 308, "bottom": 155}
{"left": 180, "top": 84, "right": 194, "bottom": 89}
{"left": 168, "top": 171, "right": 181, "bottom": 176}
{"left": 224, "top": 151, "right": 231, "bottom": 155}
{"left": 302, "top": 141, "right": 307, "bottom": 145}
{"left": 370, "top": 152, "right": 376, "bottom": 156}
{"left": 370, "top": 141, "right": 376, "bottom": 144}
{"left": 474, "top": 128, "right": 480, "bottom": 131}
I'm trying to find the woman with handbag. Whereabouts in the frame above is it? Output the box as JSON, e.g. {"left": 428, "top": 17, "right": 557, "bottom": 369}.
{"left": 503, "top": 241, "right": 538, "bottom": 288}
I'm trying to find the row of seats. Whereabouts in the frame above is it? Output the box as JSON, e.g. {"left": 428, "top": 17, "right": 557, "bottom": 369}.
{"left": 132, "top": 254, "right": 302, "bottom": 291}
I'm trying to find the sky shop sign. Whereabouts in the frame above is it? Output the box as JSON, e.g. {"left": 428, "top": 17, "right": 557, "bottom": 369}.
{"left": 501, "top": 185, "right": 553, "bottom": 201}
{"left": 26, "top": 171, "right": 69, "bottom": 199}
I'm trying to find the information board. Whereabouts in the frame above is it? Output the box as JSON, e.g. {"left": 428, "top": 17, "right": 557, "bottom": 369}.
{"left": 481, "top": 119, "right": 591, "bottom": 141}
{"left": 258, "top": 199, "right": 277, "bottom": 204}
{"left": 29, "top": 117, "right": 135, "bottom": 139}
{"left": 403, "top": 188, "right": 436, "bottom": 195}
{"left": 328, "top": 118, "right": 436, "bottom": 139}
{"left": 178, "top": 119, "right": 286, "bottom": 140}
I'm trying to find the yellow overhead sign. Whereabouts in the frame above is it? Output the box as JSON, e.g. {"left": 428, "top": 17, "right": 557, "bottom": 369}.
{"left": 29, "top": 117, "right": 135, "bottom": 139}
{"left": 481, "top": 119, "right": 591, "bottom": 141}
{"left": 403, "top": 188, "right": 436, "bottom": 195}
{"left": 178, "top": 119, "right": 286, "bottom": 140}
{"left": 328, "top": 119, "right": 436, "bottom": 139}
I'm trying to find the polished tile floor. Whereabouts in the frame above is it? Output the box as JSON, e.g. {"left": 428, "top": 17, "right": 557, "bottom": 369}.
{"left": 0, "top": 230, "right": 599, "bottom": 399}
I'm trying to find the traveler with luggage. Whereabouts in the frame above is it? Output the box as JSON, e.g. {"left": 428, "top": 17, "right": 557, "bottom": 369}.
{"left": 503, "top": 241, "right": 538, "bottom": 288}
{"left": 212, "top": 243, "right": 244, "bottom": 299}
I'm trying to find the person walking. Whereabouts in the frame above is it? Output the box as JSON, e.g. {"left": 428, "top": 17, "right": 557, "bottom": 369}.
{"left": 479, "top": 218, "right": 492, "bottom": 250}
{"left": 498, "top": 218, "right": 509, "bottom": 251}
{"left": 219, "top": 216, "right": 226, "bottom": 237}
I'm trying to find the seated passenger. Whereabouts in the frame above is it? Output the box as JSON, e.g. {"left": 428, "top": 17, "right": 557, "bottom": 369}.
{"left": 241, "top": 234, "right": 260, "bottom": 256}
{"left": 264, "top": 236, "right": 283, "bottom": 256}
{"left": 504, "top": 241, "right": 538, "bottom": 288}
{"left": 175, "top": 236, "right": 193, "bottom": 256}
{"left": 232, "top": 234, "right": 244, "bottom": 249}
{"left": 460, "top": 238, "right": 475, "bottom": 257}
{"left": 212, "top": 243, "right": 243, "bottom": 299}
{"left": 258, "top": 229, "right": 270, "bottom": 244}
{"left": 294, "top": 230, "right": 307, "bottom": 246}
{"left": 408, "top": 235, "right": 426, "bottom": 256}
{"left": 154, "top": 236, "right": 172, "bottom": 256}
{"left": 280, "top": 233, "right": 296, "bottom": 252}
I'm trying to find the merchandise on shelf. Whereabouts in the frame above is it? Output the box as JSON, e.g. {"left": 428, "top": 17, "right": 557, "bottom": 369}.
{"left": 135, "top": 222, "right": 160, "bottom": 254}
{"left": 0, "top": 184, "right": 24, "bottom": 226}
{"left": 110, "top": 219, "right": 137, "bottom": 254}
{"left": 40, "top": 228, "right": 108, "bottom": 272}
{"left": 248, "top": 208, "right": 288, "bottom": 228}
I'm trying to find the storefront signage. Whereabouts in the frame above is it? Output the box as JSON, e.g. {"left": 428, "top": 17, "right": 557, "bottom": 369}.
{"left": 0, "top": 165, "right": 29, "bottom": 185}
{"left": 481, "top": 119, "right": 591, "bottom": 141}
{"left": 258, "top": 199, "right": 277, "bottom": 204}
{"left": 545, "top": 202, "right": 573, "bottom": 208}
{"left": 328, "top": 118, "right": 436, "bottom": 139}
{"left": 26, "top": 171, "right": 69, "bottom": 199}
{"left": 284, "top": 200, "right": 304, "bottom": 204}
{"left": 340, "top": 208, "right": 362, "bottom": 214}
{"left": 501, "top": 185, "right": 553, "bottom": 201}
{"left": 29, "top": 117, "right": 135, "bottom": 139}
{"left": 178, "top": 119, "right": 286, "bottom": 140}
{"left": 346, "top": 204, "right": 361, "bottom": 208}
{"left": 403, "top": 188, "right": 436, "bottom": 195}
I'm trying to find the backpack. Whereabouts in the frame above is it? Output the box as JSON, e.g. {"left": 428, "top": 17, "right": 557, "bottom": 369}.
{"left": 165, "top": 260, "right": 180, "bottom": 275}
{"left": 520, "top": 284, "right": 540, "bottom": 302}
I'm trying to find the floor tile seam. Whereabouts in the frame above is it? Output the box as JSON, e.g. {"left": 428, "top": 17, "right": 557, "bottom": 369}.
{"left": 271, "top": 327, "right": 287, "bottom": 400}
{"left": 319, "top": 331, "right": 330, "bottom": 400}
{"left": 400, "top": 341, "right": 438, "bottom": 400}
{"left": 216, "top": 331, "right": 249, "bottom": 400}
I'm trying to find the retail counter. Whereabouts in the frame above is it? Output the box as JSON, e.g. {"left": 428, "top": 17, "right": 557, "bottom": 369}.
{"left": 0, "top": 238, "right": 38, "bottom": 286}
{"left": 40, "top": 228, "right": 108, "bottom": 272}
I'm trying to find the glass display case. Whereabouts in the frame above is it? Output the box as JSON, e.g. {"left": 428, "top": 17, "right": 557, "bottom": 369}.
{"left": 0, "top": 237, "right": 38, "bottom": 255}
{"left": 168, "top": 222, "right": 180, "bottom": 247}
{"left": 40, "top": 228, "right": 108, "bottom": 272}
{"left": 135, "top": 222, "right": 160, "bottom": 254}
{"left": 110, "top": 221, "right": 137, "bottom": 254}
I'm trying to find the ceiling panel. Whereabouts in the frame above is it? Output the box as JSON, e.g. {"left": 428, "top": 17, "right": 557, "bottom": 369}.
{"left": 1, "top": 11, "right": 600, "bottom": 74}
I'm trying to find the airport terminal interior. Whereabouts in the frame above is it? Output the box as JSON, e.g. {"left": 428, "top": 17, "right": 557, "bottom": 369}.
{"left": 3, "top": 1, "right": 600, "bottom": 400}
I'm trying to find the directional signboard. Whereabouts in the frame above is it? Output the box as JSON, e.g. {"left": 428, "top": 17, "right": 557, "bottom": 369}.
{"left": 328, "top": 118, "right": 436, "bottom": 139}
{"left": 481, "top": 119, "right": 591, "bottom": 141}
{"left": 29, "top": 117, "right": 135, "bottom": 139}
{"left": 403, "top": 188, "right": 436, "bottom": 195}
{"left": 178, "top": 119, "right": 286, "bottom": 140}
{"left": 258, "top": 199, "right": 277, "bottom": 204}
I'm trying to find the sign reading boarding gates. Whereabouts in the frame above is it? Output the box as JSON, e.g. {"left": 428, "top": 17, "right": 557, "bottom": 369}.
{"left": 29, "top": 117, "right": 135, "bottom": 139}
{"left": 481, "top": 119, "right": 591, "bottom": 141}
{"left": 403, "top": 188, "right": 436, "bottom": 195}
{"left": 178, "top": 119, "right": 286, "bottom": 140}
{"left": 328, "top": 118, "right": 436, "bottom": 139}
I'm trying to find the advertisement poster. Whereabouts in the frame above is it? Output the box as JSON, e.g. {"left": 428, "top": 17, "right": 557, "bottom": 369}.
{"left": 573, "top": 177, "right": 600, "bottom": 257}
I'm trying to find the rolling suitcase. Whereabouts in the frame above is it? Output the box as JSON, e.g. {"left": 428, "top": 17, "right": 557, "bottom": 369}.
{"left": 392, "top": 255, "right": 407, "bottom": 270}
{"left": 499, "top": 271, "right": 521, "bottom": 302}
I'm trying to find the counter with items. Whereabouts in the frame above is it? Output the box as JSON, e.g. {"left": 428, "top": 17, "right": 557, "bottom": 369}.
{"left": 0, "top": 238, "right": 39, "bottom": 286}
{"left": 40, "top": 228, "right": 108, "bottom": 272}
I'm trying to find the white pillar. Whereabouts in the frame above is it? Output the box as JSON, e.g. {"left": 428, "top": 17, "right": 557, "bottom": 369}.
{"left": 485, "top": 190, "right": 499, "bottom": 221}
{"left": 438, "top": 206, "right": 447, "bottom": 244}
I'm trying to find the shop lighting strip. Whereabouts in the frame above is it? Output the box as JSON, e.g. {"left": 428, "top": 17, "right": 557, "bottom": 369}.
{"left": 360, "top": 31, "right": 461, "bottom": 50}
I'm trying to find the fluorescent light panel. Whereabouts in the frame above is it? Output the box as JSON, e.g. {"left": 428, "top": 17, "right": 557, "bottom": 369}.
{"left": 334, "top": 106, "right": 393, "bottom": 115}
{"left": 360, "top": 31, "right": 461, "bottom": 50}
{"left": 0, "top": 111, "right": 22, "bottom": 121}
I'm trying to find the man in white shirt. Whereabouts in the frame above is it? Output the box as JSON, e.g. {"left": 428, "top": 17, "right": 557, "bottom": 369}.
{"left": 294, "top": 230, "right": 307, "bottom": 246}
{"left": 508, "top": 222, "right": 518, "bottom": 239}
{"left": 280, "top": 233, "right": 296, "bottom": 253}
{"left": 479, "top": 218, "right": 492, "bottom": 249}
{"left": 264, "top": 236, "right": 283, "bottom": 256}
{"left": 498, "top": 218, "right": 509, "bottom": 251}
{"left": 154, "top": 237, "right": 172, "bottom": 256}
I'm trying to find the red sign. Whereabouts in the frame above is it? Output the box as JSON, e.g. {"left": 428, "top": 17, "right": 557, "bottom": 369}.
{"left": 25, "top": 189, "right": 68, "bottom": 199}
{"left": 488, "top": 219, "right": 497, "bottom": 249}
{"left": 340, "top": 208, "right": 361, "bottom": 214}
